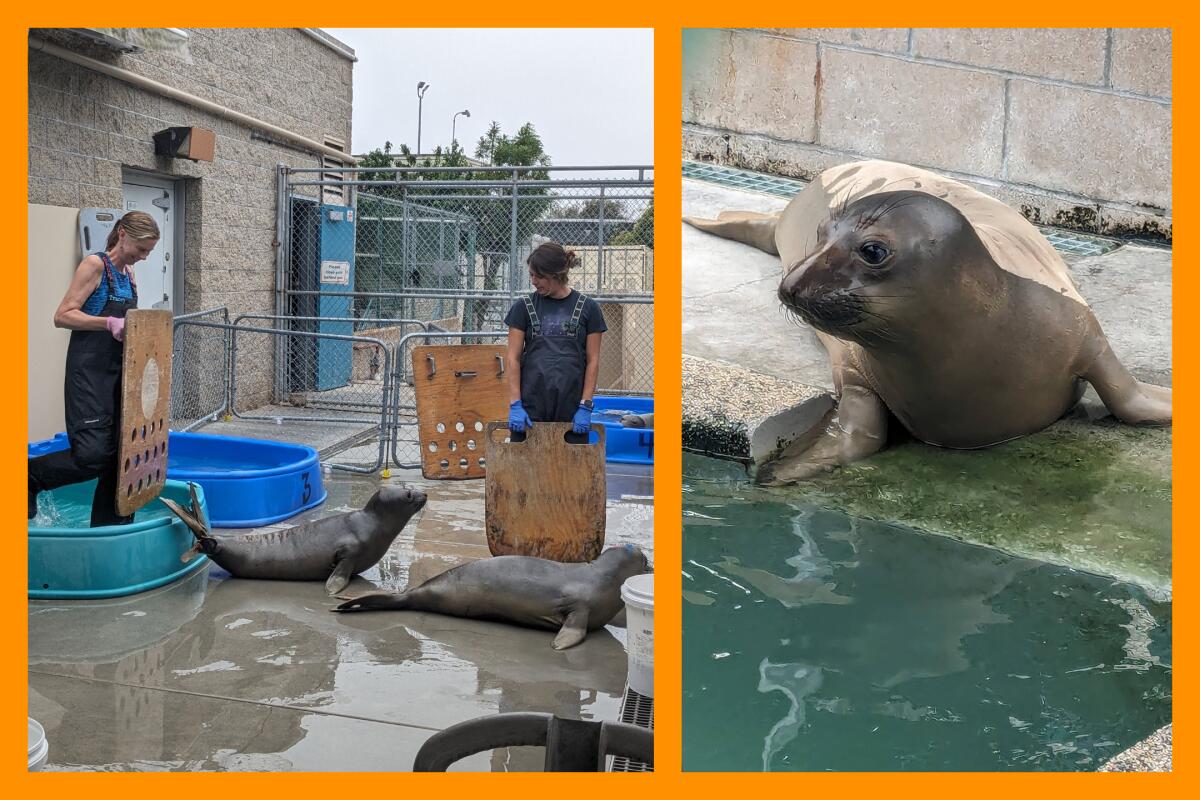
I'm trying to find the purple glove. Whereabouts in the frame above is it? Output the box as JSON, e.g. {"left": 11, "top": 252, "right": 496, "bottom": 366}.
{"left": 105, "top": 316, "right": 126, "bottom": 342}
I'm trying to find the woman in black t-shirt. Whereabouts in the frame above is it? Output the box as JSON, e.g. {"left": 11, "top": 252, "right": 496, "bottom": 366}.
{"left": 504, "top": 242, "right": 607, "bottom": 439}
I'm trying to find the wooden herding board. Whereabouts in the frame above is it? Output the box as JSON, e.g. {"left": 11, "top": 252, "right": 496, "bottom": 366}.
{"left": 484, "top": 421, "right": 606, "bottom": 562}
{"left": 412, "top": 344, "right": 509, "bottom": 479}
{"left": 116, "top": 309, "right": 173, "bottom": 517}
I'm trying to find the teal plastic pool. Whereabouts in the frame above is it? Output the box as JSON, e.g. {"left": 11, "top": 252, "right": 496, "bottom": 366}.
{"left": 29, "top": 479, "right": 209, "bottom": 600}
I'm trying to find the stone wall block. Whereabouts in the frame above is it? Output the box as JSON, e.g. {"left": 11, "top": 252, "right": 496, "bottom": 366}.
{"left": 1006, "top": 80, "right": 1170, "bottom": 208}
{"left": 683, "top": 29, "right": 735, "bottom": 130}
{"left": 821, "top": 49, "right": 1006, "bottom": 176}
{"left": 914, "top": 28, "right": 1107, "bottom": 84}
{"left": 1110, "top": 29, "right": 1171, "bottom": 98}
{"left": 767, "top": 28, "right": 909, "bottom": 52}
{"left": 726, "top": 32, "right": 818, "bottom": 141}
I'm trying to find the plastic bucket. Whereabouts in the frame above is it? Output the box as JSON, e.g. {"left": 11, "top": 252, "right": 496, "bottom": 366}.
{"left": 621, "top": 574, "right": 654, "bottom": 697}
{"left": 28, "top": 718, "right": 48, "bottom": 771}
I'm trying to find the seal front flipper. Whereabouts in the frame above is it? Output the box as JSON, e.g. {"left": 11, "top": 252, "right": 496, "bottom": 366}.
{"left": 324, "top": 551, "right": 358, "bottom": 595}
{"left": 757, "top": 384, "right": 889, "bottom": 487}
{"left": 552, "top": 607, "right": 590, "bottom": 650}
{"left": 1082, "top": 341, "right": 1172, "bottom": 426}
{"left": 683, "top": 210, "right": 780, "bottom": 255}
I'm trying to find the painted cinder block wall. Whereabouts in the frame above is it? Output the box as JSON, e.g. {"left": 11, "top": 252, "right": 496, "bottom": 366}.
{"left": 682, "top": 28, "right": 1172, "bottom": 241}
{"left": 27, "top": 28, "right": 355, "bottom": 419}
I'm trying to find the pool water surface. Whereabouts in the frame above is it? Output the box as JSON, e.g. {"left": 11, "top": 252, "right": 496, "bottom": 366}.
{"left": 682, "top": 455, "right": 1171, "bottom": 771}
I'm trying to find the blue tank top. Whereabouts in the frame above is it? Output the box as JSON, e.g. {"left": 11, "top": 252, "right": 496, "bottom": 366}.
{"left": 80, "top": 252, "right": 135, "bottom": 316}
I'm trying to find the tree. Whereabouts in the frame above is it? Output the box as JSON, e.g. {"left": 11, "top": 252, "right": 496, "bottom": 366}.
{"left": 610, "top": 201, "right": 654, "bottom": 249}
{"left": 552, "top": 198, "right": 624, "bottom": 219}
{"left": 357, "top": 123, "right": 555, "bottom": 331}
{"left": 476, "top": 121, "right": 502, "bottom": 166}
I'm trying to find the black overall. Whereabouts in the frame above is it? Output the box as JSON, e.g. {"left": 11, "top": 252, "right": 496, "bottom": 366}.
{"left": 29, "top": 253, "right": 137, "bottom": 526}
{"left": 520, "top": 291, "right": 589, "bottom": 422}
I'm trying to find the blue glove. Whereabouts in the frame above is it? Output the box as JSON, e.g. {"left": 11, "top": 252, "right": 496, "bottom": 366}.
{"left": 509, "top": 400, "right": 533, "bottom": 433}
{"left": 572, "top": 402, "right": 593, "bottom": 435}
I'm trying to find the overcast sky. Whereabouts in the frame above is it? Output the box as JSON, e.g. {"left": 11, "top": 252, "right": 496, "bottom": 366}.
{"left": 323, "top": 29, "right": 654, "bottom": 169}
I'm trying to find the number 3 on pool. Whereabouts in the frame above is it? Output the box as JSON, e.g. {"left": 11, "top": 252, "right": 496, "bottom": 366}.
{"left": 302, "top": 472, "right": 312, "bottom": 504}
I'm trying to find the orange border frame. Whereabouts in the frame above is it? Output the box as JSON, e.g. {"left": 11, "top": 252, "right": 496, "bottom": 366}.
{"left": 3, "top": 6, "right": 1191, "bottom": 796}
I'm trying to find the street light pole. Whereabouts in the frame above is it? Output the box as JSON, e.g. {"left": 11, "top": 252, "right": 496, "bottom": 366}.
{"left": 416, "top": 81, "right": 430, "bottom": 156}
{"left": 452, "top": 109, "right": 470, "bottom": 149}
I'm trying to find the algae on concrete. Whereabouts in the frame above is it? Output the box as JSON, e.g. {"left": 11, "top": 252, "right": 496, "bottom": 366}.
{"left": 770, "top": 416, "right": 1171, "bottom": 599}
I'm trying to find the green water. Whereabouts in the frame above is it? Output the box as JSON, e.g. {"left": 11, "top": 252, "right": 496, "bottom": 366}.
{"left": 682, "top": 455, "right": 1171, "bottom": 772}
{"left": 32, "top": 480, "right": 176, "bottom": 529}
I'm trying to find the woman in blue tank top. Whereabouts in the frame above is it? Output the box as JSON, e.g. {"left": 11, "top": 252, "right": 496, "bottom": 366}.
{"left": 28, "top": 211, "right": 160, "bottom": 526}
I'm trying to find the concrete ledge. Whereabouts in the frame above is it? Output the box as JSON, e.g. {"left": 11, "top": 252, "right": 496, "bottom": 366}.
{"left": 1099, "top": 724, "right": 1171, "bottom": 772}
{"left": 682, "top": 354, "right": 831, "bottom": 463}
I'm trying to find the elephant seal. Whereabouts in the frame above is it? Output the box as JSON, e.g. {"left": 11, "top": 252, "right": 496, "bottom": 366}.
{"left": 160, "top": 483, "right": 426, "bottom": 593}
{"left": 684, "top": 159, "right": 1171, "bottom": 485}
{"left": 333, "top": 544, "right": 651, "bottom": 650}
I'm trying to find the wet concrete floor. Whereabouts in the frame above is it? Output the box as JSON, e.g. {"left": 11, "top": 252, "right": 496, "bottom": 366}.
{"left": 28, "top": 463, "right": 653, "bottom": 772}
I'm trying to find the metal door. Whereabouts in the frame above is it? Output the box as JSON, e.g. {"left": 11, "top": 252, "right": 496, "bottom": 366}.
{"left": 121, "top": 180, "right": 175, "bottom": 309}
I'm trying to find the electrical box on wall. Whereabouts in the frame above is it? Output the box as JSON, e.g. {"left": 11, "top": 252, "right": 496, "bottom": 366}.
{"left": 152, "top": 127, "right": 215, "bottom": 162}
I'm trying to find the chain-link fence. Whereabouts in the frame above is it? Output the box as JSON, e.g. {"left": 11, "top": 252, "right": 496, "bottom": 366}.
{"left": 279, "top": 164, "right": 653, "bottom": 395}
{"left": 172, "top": 166, "right": 654, "bottom": 472}
{"left": 171, "top": 307, "right": 230, "bottom": 432}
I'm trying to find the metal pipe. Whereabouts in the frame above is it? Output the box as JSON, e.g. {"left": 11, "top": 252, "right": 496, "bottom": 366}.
{"left": 29, "top": 36, "right": 358, "bottom": 164}
{"left": 288, "top": 164, "right": 652, "bottom": 174}
{"left": 283, "top": 288, "right": 653, "bottom": 302}
{"left": 288, "top": 179, "right": 652, "bottom": 189}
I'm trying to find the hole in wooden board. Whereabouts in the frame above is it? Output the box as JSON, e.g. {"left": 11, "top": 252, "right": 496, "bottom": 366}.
{"left": 134, "top": 453, "right": 141, "bottom": 467}
{"left": 459, "top": 458, "right": 468, "bottom": 469}
{"left": 428, "top": 442, "right": 438, "bottom": 453}
{"left": 563, "top": 428, "right": 601, "bottom": 445}
{"left": 489, "top": 427, "right": 515, "bottom": 445}
{"left": 467, "top": 439, "right": 477, "bottom": 450}
{"left": 474, "top": 420, "right": 484, "bottom": 432}
{"left": 141, "top": 424, "right": 147, "bottom": 440}
{"left": 455, "top": 421, "right": 465, "bottom": 433}
{"left": 478, "top": 457, "right": 486, "bottom": 467}
{"left": 436, "top": 422, "right": 446, "bottom": 433}
{"left": 124, "top": 458, "right": 130, "bottom": 473}
{"left": 130, "top": 428, "right": 137, "bottom": 442}
{"left": 448, "top": 440, "right": 458, "bottom": 451}
{"left": 439, "top": 459, "right": 449, "bottom": 469}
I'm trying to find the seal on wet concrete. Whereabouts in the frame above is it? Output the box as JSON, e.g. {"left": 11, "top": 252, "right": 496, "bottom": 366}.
{"left": 684, "top": 160, "right": 1172, "bottom": 485}
{"left": 332, "top": 544, "right": 651, "bottom": 650}
{"left": 160, "top": 482, "right": 427, "bottom": 594}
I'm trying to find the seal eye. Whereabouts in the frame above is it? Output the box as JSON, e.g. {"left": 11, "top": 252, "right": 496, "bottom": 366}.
{"left": 860, "top": 242, "right": 890, "bottom": 266}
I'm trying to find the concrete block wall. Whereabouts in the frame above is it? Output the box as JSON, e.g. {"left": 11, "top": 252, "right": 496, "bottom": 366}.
{"left": 682, "top": 28, "right": 1171, "bottom": 241}
{"left": 28, "top": 28, "right": 355, "bottom": 412}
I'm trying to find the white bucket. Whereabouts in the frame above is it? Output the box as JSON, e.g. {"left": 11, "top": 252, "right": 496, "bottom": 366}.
{"left": 28, "top": 718, "right": 48, "bottom": 771}
{"left": 621, "top": 574, "right": 654, "bottom": 697}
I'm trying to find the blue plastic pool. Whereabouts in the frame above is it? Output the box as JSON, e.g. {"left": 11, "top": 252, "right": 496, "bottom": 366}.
{"left": 29, "top": 479, "right": 209, "bottom": 600}
{"left": 591, "top": 396, "right": 653, "bottom": 465}
{"left": 29, "top": 431, "right": 326, "bottom": 528}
